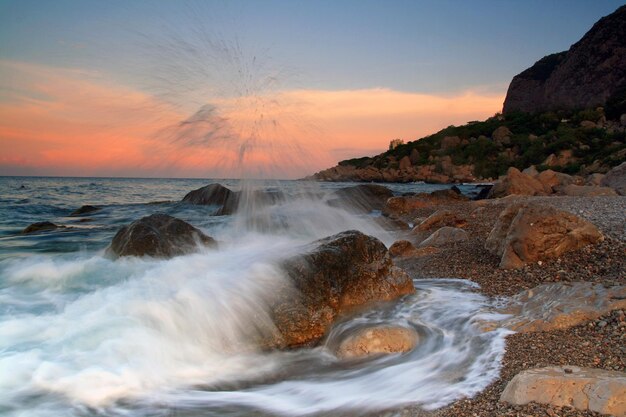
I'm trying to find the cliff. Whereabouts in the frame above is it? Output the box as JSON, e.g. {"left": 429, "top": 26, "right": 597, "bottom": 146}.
{"left": 503, "top": 5, "right": 626, "bottom": 114}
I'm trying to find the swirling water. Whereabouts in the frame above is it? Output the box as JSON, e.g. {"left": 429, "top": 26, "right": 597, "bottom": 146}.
{"left": 0, "top": 176, "right": 508, "bottom": 416}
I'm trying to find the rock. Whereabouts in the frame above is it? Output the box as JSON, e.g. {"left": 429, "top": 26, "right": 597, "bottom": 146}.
{"left": 494, "top": 282, "right": 626, "bottom": 332}
{"left": 107, "top": 213, "right": 217, "bottom": 258}
{"left": 503, "top": 5, "right": 626, "bottom": 113}
{"left": 419, "top": 226, "right": 468, "bottom": 247}
{"left": 409, "top": 148, "right": 420, "bottom": 165}
{"left": 441, "top": 135, "right": 461, "bottom": 150}
{"left": 556, "top": 184, "right": 618, "bottom": 197}
{"left": 335, "top": 326, "right": 418, "bottom": 359}
{"left": 21, "top": 221, "right": 62, "bottom": 234}
{"left": 473, "top": 184, "right": 493, "bottom": 200}
{"left": 485, "top": 203, "right": 604, "bottom": 269}
{"left": 181, "top": 183, "right": 239, "bottom": 215}
{"left": 70, "top": 205, "right": 100, "bottom": 216}
{"left": 580, "top": 120, "right": 598, "bottom": 129}
{"left": 382, "top": 188, "right": 467, "bottom": 218}
{"left": 488, "top": 167, "right": 550, "bottom": 198}
{"left": 500, "top": 366, "right": 626, "bottom": 416}
{"left": 601, "top": 161, "right": 626, "bottom": 195}
{"left": 522, "top": 165, "right": 539, "bottom": 177}
{"left": 413, "top": 209, "right": 466, "bottom": 232}
{"left": 389, "top": 240, "right": 440, "bottom": 258}
{"left": 492, "top": 126, "right": 512, "bottom": 145}
{"left": 586, "top": 173, "right": 605, "bottom": 186}
{"left": 273, "top": 231, "right": 415, "bottom": 348}
{"left": 399, "top": 156, "right": 412, "bottom": 170}
{"left": 328, "top": 184, "right": 393, "bottom": 213}
{"left": 536, "top": 169, "right": 582, "bottom": 191}
{"left": 621, "top": 113, "right": 626, "bottom": 127}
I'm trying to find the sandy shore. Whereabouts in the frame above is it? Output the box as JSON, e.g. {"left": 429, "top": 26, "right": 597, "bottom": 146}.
{"left": 382, "top": 195, "right": 626, "bottom": 417}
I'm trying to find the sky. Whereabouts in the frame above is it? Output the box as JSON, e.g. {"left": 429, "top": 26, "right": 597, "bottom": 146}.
{"left": 0, "top": 0, "right": 624, "bottom": 179}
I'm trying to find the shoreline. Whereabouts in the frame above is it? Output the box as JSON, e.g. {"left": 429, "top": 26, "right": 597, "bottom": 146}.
{"left": 381, "top": 194, "right": 625, "bottom": 416}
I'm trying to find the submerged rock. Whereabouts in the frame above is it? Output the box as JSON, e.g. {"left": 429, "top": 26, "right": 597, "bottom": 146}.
{"left": 335, "top": 325, "right": 418, "bottom": 359}
{"left": 107, "top": 213, "right": 217, "bottom": 258}
{"left": 327, "top": 184, "right": 393, "bottom": 212}
{"left": 485, "top": 203, "right": 603, "bottom": 269}
{"left": 181, "top": 183, "right": 239, "bottom": 215}
{"left": 500, "top": 366, "right": 626, "bottom": 416}
{"left": 21, "top": 221, "right": 62, "bottom": 234}
{"left": 70, "top": 205, "right": 100, "bottom": 216}
{"left": 272, "top": 230, "right": 415, "bottom": 348}
{"left": 493, "top": 282, "right": 626, "bottom": 332}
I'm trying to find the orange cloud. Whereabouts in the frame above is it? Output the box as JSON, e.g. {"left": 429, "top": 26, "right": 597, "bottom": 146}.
{"left": 0, "top": 60, "right": 505, "bottom": 178}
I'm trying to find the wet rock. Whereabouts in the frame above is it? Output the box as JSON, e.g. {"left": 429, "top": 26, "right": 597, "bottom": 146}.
{"left": 413, "top": 209, "right": 466, "bottom": 232}
{"left": 485, "top": 203, "right": 604, "bottom": 269}
{"left": 107, "top": 213, "right": 217, "bottom": 258}
{"left": 181, "top": 183, "right": 239, "bottom": 215}
{"left": 273, "top": 231, "right": 415, "bottom": 348}
{"left": 601, "top": 161, "right": 626, "bottom": 195}
{"left": 488, "top": 167, "right": 550, "bottom": 198}
{"left": 382, "top": 188, "right": 467, "bottom": 217}
{"left": 419, "top": 226, "right": 468, "bottom": 247}
{"left": 500, "top": 366, "right": 626, "bottom": 416}
{"left": 335, "top": 325, "right": 418, "bottom": 359}
{"left": 493, "top": 282, "right": 626, "bottom": 332}
{"left": 70, "top": 205, "right": 100, "bottom": 216}
{"left": 21, "top": 221, "right": 62, "bottom": 234}
{"left": 328, "top": 184, "right": 393, "bottom": 213}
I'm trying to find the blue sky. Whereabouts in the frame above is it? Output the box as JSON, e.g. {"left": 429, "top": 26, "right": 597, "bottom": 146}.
{"left": 2, "top": 0, "right": 624, "bottom": 94}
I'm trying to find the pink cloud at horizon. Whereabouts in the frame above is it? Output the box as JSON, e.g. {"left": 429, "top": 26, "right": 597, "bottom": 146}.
{"left": 0, "top": 60, "right": 505, "bottom": 179}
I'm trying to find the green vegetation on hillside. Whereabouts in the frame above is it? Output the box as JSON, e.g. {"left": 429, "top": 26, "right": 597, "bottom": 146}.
{"left": 338, "top": 108, "right": 626, "bottom": 179}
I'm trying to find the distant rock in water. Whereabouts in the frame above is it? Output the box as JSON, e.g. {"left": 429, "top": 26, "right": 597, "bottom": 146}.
{"left": 21, "top": 221, "right": 62, "bottom": 234}
{"left": 270, "top": 230, "right": 415, "bottom": 348}
{"left": 503, "top": 5, "right": 626, "bottom": 113}
{"left": 181, "top": 183, "right": 239, "bottom": 215}
{"left": 107, "top": 213, "right": 217, "bottom": 258}
{"left": 327, "top": 184, "right": 393, "bottom": 212}
{"left": 70, "top": 205, "right": 100, "bottom": 216}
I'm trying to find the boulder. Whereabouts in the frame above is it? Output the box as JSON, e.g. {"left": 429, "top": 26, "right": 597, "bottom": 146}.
{"left": 389, "top": 240, "right": 440, "bottom": 258}
{"left": 586, "top": 173, "right": 605, "bottom": 186}
{"left": 107, "top": 213, "right": 217, "bottom": 258}
{"left": 399, "top": 156, "right": 412, "bottom": 170}
{"left": 521, "top": 165, "right": 539, "bottom": 177}
{"left": 537, "top": 169, "right": 581, "bottom": 191}
{"left": 328, "top": 184, "right": 393, "bottom": 213}
{"left": 383, "top": 188, "right": 468, "bottom": 218}
{"left": 21, "top": 221, "right": 62, "bottom": 234}
{"left": 500, "top": 366, "right": 626, "bottom": 416}
{"left": 413, "top": 209, "right": 466, "bottom": 232}
{"left": 181, "top": 183, "right": 239, "bottom": 215}
{"left": 485, "top": 203, "right": 604, "bottom": 269}
{"left": 419, "top": 226, "right": 468, "bottom": 247}
{"left": 335, "top": 326, "right": 418, "bottom": 359}
{"left": 70, "top": 205, "right": 100, "bottom": 216}
{"left": 556, "top": 184, "right": 618, "bottom": 197}
{"left": 493, "top": 282, "right": 626, "bottom": 332}
{"left": 273, "top": 231, "right": 415, "bottom": 348}
{"left": 488, "top": 167, "right": 550, "bottom": 198}
{"left": 492, "top": 126, "right": 512, "bottom": 145}
{"left": 601, "top": 161, "right": 626, "bottom": 195}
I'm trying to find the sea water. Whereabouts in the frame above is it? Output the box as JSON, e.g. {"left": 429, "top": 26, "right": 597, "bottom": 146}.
{"left": 0, "top": 176, "right": 508, "bottom": 416}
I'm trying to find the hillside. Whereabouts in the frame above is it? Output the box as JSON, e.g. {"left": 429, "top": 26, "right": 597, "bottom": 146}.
{"left": 308, "top": 108, "right": 626, "bottom": 183}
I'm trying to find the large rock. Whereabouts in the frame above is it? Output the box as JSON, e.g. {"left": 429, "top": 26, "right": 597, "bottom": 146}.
{"left": 413, "top": 209, "right": 466, "bottom": 232}
{"left": 334, "top": 326, "right": 418, "bottom": 359}
{"left": 181, "top": 183, "right": 239, "bottom": 215}
{"left": 485, "top": 203, "right": 603, "bottom": 269}
{"left": 503, "top": 5, "right": 626, "bottom": 113}
{"left": 601, "top": 161, "right": 626, "bottom": 195}
{"left": 383, "top": 188, "right": 467, "bottom": 218}
{"left": 328, "top": 184, "right": 393, "bottom": 213}
{"left": 488, "top": 167, "right": 550, "bottom": 198}
{"left": 500, "top": 366, "right": 626, "bottom": 416}
{"left": 389, "top": 240, "right": 440, "bottom": 258}
{"left": 492, "top": 126, "right": 512, "bottom": 145}
{"left": 107, "top": 213, "right": 217, "bottom": 258}
{"left": 537, "top": 169, "right": 581, "bottom": 191}
{"left": 419, "top": 226, "right": 468, "bottom": 247}
{"left": 494, "top": 282, "right": 626, "bottom": 332}
{"left": 273, "top": 231, "right": 415, "bottom": 348}
{"left": 21, "top": 221, "right": 63, "bottom": 234}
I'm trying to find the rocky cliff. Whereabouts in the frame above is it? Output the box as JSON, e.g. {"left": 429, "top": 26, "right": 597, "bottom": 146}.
{"left": 503, "top": 5, "right": 626, "bottom": 114}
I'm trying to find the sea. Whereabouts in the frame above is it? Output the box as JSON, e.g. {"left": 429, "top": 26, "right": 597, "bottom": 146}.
{"left": 0, "top": 176, "right": 508, "bottom": 417}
